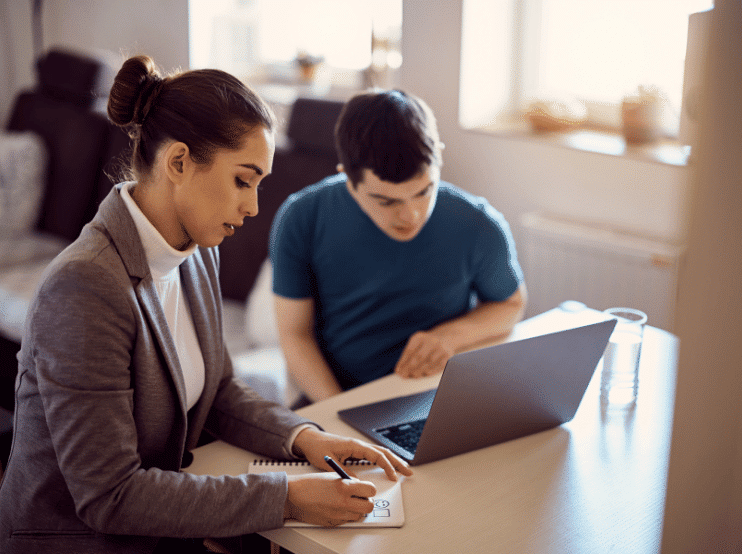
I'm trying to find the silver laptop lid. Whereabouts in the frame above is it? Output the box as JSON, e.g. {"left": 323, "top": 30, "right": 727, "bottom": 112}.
{"left": 412, "top": 319, "right": 616, "bottom": 464}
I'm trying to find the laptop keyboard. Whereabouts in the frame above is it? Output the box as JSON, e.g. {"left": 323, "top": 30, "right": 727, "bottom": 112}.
{"left": 376, "top": 419, "right": 427, "bottom": 454}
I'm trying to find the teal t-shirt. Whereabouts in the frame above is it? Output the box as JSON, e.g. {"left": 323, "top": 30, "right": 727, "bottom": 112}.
{"left": 269, "top": 174, "right": 523, "bottom": 390}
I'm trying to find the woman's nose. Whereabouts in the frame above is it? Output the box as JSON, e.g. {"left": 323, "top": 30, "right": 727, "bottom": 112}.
{"left": 241, "top": 190, "right": 259, "bottom": 217}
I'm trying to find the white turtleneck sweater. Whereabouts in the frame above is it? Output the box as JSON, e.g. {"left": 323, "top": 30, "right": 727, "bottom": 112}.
{"left": 119, "top": 183, "right": 315, "bottom": 454}
{"left": 121, "top": 182, "right": 205, "bottom": 411}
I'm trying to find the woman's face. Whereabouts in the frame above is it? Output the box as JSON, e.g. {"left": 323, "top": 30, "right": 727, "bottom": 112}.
{"left": 173, "top": 125, "right": 274, "bottom": 249}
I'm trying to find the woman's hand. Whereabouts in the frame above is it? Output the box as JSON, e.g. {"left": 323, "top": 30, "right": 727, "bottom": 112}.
{"left": 285, "top": 427, "right": 413, "bottom": 526}
{"left": 292, "top": 427, "right": 413, "bottom": 481}
{"left": 284, "top": 472, "right": 376, "bottom": 526}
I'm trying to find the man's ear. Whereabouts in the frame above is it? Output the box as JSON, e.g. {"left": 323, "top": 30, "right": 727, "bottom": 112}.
{"left": 163, "top": 142, "right": 191, "bottom": 184}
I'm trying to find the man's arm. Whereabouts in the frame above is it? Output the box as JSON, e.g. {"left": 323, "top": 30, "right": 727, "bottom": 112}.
{"left": 274, "top": 294, "right": 344, "bottom": 402}
{"left": 394, "top": 282, "right": 528, "bottom": 378}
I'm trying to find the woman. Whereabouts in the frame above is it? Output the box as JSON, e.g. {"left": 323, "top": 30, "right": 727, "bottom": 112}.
{"left": 0, "top": 55, "right": 410, "bottom": 554}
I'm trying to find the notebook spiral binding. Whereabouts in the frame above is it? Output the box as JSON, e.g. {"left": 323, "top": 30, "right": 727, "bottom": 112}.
{"left": 252, "top": 459, "right": 375, "bottom": 466}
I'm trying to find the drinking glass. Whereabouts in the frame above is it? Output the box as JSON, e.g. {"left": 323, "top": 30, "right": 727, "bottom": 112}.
{"left": 600, "top": 307, "right": 647, "bottom": 408}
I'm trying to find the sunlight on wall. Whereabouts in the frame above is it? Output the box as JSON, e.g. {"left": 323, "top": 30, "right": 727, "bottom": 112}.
{"left": 189, "top": 0, "right": 402, "bottom": 76}
{"left": 459, "top": 0, "right": 714, "bottom": 134}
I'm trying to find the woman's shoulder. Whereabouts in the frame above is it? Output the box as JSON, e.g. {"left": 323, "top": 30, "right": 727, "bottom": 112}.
{"left": 37, "top": 228, "right": 132, "bottom": 305}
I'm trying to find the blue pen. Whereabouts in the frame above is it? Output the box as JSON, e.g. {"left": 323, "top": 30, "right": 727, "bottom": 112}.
{"left": 324, "top": 455, "right": 351, "bottom": 479}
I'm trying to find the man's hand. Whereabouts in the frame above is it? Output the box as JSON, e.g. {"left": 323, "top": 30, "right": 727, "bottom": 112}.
{"left": 285, "top": 427, "right": 413, "bottom": 526}
{"left": 394, "top": 330, "right": 455, "bottom": 378}
{"left": 393, "top": 287, "right": 528, "bottom": 379}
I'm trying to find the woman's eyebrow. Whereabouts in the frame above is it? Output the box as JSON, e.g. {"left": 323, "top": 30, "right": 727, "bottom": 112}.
{"left": 238, "top": 163, "right": 264, "bottom": 175}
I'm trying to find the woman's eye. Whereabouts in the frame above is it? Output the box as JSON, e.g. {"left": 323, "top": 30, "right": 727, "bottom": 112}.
{"left": 236, "top": 176, "right": 250, "bottom": 188}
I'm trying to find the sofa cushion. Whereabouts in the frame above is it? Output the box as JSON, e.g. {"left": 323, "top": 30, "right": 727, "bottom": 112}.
{"left": 222, "top": 296, "right": 298, "bottom": 407}
{"left": 0, "top": 256, "right": 63, "bottom": 342}
{"left": 36, "top": 48, "right": 117, "bottom": 110}
{"left": 0, "top": 233, "right": 67, "bottom": 272}
{"left": 286, "top": 97, "right": 344, "bottom": 155}
{"left": 7, "top": 93, "right": 112, "bottom": 241}
{"left": 244, "top": 259, "right": 280, "bottom": 349}
{"left": 231, "top": 347, "right": 299, "bottom": 407}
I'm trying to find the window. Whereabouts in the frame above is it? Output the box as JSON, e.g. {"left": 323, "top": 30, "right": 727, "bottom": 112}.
{"left": 460, "top": 0, "right": 714, "bottom": 138}
{"left": 189, "top": 0, "right": 402, "bottom": 88}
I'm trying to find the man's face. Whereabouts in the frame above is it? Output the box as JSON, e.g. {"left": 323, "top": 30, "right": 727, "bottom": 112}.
{"left": 347, "top": 165, "right": 440, "bottom": 242}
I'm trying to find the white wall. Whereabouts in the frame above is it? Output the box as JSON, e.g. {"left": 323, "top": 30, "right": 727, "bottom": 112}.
{"left": 0, "top": 0, "right": 189, "bottom": 126}
{"left": 43, "top": 0, "right": 188, "bottom": 71}
{"left": 661, "top": 0, "right": 742, "bottom": 550}
{"left": 0, "top": 0, "right": 36, "bottom": 126}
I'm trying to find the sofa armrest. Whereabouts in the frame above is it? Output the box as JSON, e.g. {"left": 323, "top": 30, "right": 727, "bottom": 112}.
{"left": 222, "top": 297, "right": 300, "bottom": 407}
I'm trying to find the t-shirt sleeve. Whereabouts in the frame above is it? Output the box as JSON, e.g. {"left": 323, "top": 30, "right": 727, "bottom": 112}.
{"left": 269, "top": 194, "right": 315, "bottom": 299}
{"left": 471, "top": 203, "right": 524, "bottom": 302}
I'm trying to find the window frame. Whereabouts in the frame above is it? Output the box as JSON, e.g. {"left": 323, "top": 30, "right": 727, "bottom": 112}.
{"left": 460, "top": 0, "right": 712, "bottom": 145}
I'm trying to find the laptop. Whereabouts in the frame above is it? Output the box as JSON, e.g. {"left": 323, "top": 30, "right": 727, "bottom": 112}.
{"left": 338, "top": 319, "right": 616, "bottom": 465}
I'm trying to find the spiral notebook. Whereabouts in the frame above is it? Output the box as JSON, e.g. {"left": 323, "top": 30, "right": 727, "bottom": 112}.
{"left": 248, "top": 459, "right": 405, "bottom": 528}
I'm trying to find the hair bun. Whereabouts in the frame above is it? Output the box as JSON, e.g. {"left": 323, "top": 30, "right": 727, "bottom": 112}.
{"left": 107, "top": 55, "right": 163, "bottom": 127}
{"left": 133, "top": 74, "right": 165, "bottom": 125}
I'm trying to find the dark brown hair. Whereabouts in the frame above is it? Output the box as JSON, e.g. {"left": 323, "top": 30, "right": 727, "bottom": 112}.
{"left": 108, "top": 55, "right": 275, "bottom": 179}
{"left": 334, "top": 89, "right": 443, "bottom": 187}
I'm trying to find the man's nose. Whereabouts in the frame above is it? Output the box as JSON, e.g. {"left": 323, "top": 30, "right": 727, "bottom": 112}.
{"left": 398, "top": 202, "right": 419, "bottom": 223}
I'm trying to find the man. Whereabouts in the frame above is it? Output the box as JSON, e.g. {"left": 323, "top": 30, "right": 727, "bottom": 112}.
{"left": 270, "top": 90, "right": 526, "bottom": 404}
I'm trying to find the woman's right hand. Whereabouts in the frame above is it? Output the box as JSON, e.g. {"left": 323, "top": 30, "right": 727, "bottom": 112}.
{"left": 284, "top": 472, "right": 377, "bottom": 527}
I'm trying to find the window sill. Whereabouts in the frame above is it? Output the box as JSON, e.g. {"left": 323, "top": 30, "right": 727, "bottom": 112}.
{"left": 465, "top": 121, "right": 691, "bottom": 167}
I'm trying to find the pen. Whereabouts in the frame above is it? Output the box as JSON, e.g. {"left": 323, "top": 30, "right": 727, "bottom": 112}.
{"left": 325, "top": 455, "right": 372, "bottom": 503}
{"left": 324, "top": 455, "right": 351, "bottom": 479}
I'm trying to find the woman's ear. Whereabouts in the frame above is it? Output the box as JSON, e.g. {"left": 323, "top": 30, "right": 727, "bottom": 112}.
{"left": 163, "top": 142, "right": 191, "bottom": 183}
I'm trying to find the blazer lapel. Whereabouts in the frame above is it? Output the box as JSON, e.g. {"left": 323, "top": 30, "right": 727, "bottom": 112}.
{"left": 180, "top": 253, "right": 223, "bottom": 449}
{"left": 94, "top": 185, "right": 189, "bottom": 417}
{"left": 136, "top": 275, "right": 189, "bottom": 416}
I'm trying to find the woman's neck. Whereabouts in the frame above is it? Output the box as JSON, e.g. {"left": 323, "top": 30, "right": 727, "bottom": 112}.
{"left": 130, "top": 179, "right": 192, "bottom": 251}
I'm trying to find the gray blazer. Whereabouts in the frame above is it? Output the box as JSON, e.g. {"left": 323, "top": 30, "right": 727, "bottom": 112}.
{"left": 0, "top": 185, "right": 311, "bottom": 553}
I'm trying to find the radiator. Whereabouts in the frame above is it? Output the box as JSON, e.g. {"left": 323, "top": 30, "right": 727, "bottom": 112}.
{"left": 520, "top": 213, "right": 684, "bottom": 331}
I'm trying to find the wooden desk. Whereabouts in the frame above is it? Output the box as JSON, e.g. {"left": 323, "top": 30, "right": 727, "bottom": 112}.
{"left": 189, "top": 304, "right": 678, "bottom": 554}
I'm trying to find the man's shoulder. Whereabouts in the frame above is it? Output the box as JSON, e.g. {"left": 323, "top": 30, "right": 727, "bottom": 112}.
{"left": 272, "top": 174, "right": 350, "bottom": 239}
{"left": 276, "top": 174, "right": 344, "bottom": 217}
{"left": 287, "top": 174, "right": 347, "bottom": 205}
{"left": 437, "top": 182, "right": 500, "bottom": 218}
{"left": 433, "top": 183, "right": 514, "bottom": 246}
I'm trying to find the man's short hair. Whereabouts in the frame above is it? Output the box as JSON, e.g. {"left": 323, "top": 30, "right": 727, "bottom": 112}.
{"left": 334, "top": 89, "right": 443, "bottom": 187}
